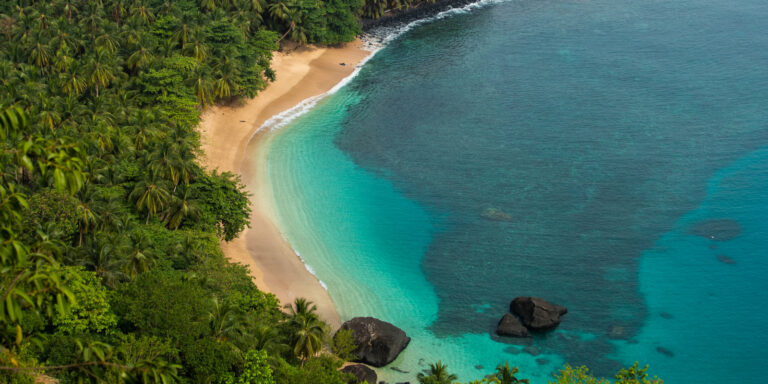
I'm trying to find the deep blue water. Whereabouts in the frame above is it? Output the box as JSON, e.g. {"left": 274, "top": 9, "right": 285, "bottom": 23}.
{"left": 265, "top": 0, "right": 768, "bottom": 382}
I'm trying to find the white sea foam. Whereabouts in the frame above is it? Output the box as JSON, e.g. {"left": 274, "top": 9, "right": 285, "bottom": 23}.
{"left": 251, "top": 44, "right": 378, "bottom": 137}
{"left": 361, "top": 0, "right": 509, "bottom": 47}
{"left": 291, "top": 249, "right": 330, "bottom": 290}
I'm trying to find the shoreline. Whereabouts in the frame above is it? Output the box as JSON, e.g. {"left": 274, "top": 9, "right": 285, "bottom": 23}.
{"left": 199, "top": 40, "right": 372, "bottom": 329}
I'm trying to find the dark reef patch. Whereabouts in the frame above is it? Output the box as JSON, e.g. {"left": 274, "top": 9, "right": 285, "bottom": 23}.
{"left": 690, "top": 219, "right": 742, "bottom": 241}
{"left": 717, "top": 254, "right": 736, "bottom": 265}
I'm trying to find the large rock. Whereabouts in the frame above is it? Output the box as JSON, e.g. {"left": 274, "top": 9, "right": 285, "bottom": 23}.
{"left": 510, "top": 297, "right": 567, "bottom": 331}
{"left": 495, "top": 313, "right": 530, "bottom": 337}
{"left": 341, "top": 364, "right": 377, "bottom": 384}
{"left": 339, "top": 317, "right": 411, "bottom": 367}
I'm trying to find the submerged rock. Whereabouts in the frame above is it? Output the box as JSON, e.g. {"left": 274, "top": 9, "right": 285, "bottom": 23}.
{"left": 608, "top": 325, "right": 625, "bottom": 339}
{"left": 511, "top": 297, "right": 568, "bottom": 331}
{"left": 496, "top": 313, "right": 530, "bottom": 337}
{"left": 523, "top": 346, "right": 541, "bottom": 356}
{"left": 690, "top": 219, "right": 742, "bottom": 241}
{"left": 339, "top": 317, "right": 411, "bottom": 367}
{"left": 481, "top": 207, "right": 513, "bottom": 222}
{"left": 656, "top": 346, "right": 675, "bottom": 357}
{"left": 717, "top": 254, "right": 737, "bottom": 265}
{"left": 341, "top": 364, "right": 377, "bottom": 384}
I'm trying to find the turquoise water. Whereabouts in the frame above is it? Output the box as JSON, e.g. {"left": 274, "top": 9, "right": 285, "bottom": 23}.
{"left": 264, "top": 0, "right": 768, "bottom": 382}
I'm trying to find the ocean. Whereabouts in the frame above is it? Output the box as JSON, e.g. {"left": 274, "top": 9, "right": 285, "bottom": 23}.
{"left": 261, "top": 0, "right": 768, "bottom": 382}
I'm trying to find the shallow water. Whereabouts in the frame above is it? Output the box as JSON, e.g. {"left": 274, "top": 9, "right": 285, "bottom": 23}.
{"left": 264, "top": 0, "right": 768, "bottom": 382}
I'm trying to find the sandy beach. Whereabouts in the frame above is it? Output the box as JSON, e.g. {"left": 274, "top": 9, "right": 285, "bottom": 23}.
{"left": 199, "top": 40, "right": 371, "bottom": 329}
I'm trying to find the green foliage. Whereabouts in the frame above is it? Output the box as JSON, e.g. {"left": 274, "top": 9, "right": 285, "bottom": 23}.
{"left": 316, "top": 0, "right": 364, "bottom": 44}
{"left": 0, "top": 345, "right": 36, "bottom": 384}
{"left": 39, "top": 334, "right": 181, "bottom": 384}
{"left": 614, "top": 362, "right": 663, "bottom": 384}
{"left": 190, "top": 171, "right": 251, "bottom": 241}
{"left": 53, "top": 268, "right": 117, "bottom": 335}
{"left": 272, "top": 355, "right": 350, "bottom": 384}
{"left": 549, "top": 365, "right": 610, "bottom": 384}
{"left": 223, "top": 349, "right": 275, "bottom": 384}
{"left": 490, "top": 362, "right": 529, "bottom": 384}
{"left": 549, "top": 363, "right": 663, "bottom": 384}
{"left": 331, "top": 328, "right": 357, "bottom": 361}
{"left": 179, "top": 336, "right": 240, "bottom": 383}
{"left": 285, "top": 298, "right": 327, "bottom": 362}
{"left": 21, "top": 190, "right": 80, "bottom": 243}
{"left": 417, "top": 361, "right": 459, "bottom": 384}
{"left": 1, "top": 106, "right": 81, "bottom": 355}
{"left": 111, "top": 270, "right": 210, "bottom": 343}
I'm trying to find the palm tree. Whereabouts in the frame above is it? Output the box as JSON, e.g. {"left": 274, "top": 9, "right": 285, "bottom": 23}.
{"left": 147, "top": 141, "right": 180, "bottom": 186}
{"left": 109, "top": 0, "right": 128, "bottom": 27}
{"left": 208, "top": 298, "right": 240, "bottom": 342}
{"left": 60, "top": 66, "right": 87, "bottom": 97}
{"left": 174, "top": 233, "right": 206, "bottom": 266}
{"left": 285, "top": 297, "right": 318, "bottom": 320}
{"left": 28, "top": 41, "right": 52, "bottom": 70}
{"left": 192, "top": 74, "right": 214, "bottom": 107}
{"left": 95, "top": 198, "right": 127, "bottom": 232}
{"left": 128, "top": 109, "right": 158, "bottom": 150}
{"left": 183, "top": 39, "right": 209, "bottom": 62}
{"left": 86, "top": 49, "right": 117, "bottom": 97}
{"left": 79, "top": 2, "right": 105, "bottom": 37}
{"left": 123, "top": 232, "right": 156, "bottom": 278}
{"left": 79, "top": 235, "right": 128, "bottom": 289}
{"left": 59, "top": 0, "right": 79, "bottom": 22}
{"left": 363, "top": 0, "right": 388, "bottom": 19}
{"left": 173, "top": 145, "right": 197, "bottom": 189}
{"left": 289, "top": 312, "right": 326, "bottom": 363}
{"left": 251, "top": 322, "right": 286, "bottom": 356}
{"left": 417, "top": 361, "right": 458, "bottom": 384}
{"left": 213, "top": 70, "right": 237, "bottom": 98}
{"left": 126, "top": 46, "right": 153, "bottom": 73}
{"left": 34, "top": 95, "right": 62, "bottom": 130}
{"left": 130, "top": 173, "right": 171, "bottom": 224}
{"left": 285, "top": 298, "right": 326, "bottom": 363}
{"left": 164, "top": 191, "right": 200, "bottom": 230}
{"left": 268, "top": 0, "right": 291, "bottom": 23}
{"left": 75, "top": 199, "right": 101, "bottom": 246}
{"left": 201, "top": 0, "right": 218, "bottom": 12}
{"left": 129, "top": 2, "right": 155, "bottom": 26}
{"left": 284, "top": 8, "right": 307, "bottom": 44}
{"left": 491, "top": 362, "right": 529, "bottom": 384}
{"left": 95, "top": 32, "right": 120, "bottom": 54}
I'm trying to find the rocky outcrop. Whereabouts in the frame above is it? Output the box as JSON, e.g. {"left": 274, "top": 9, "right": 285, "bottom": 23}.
{"left": 511, "top": 297, "right": 567, "bottom": 331}
{"left": 338, "top": 317, "right": 411, "bottom": 367}
{"left": 341, "top": 364, "right": 377, "bottom": 384}
{"left": 495, "top": 313, "right": 530, "bottom": 337}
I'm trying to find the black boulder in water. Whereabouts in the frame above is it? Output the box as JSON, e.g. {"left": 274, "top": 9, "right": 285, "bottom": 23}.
{"left": 495, "top": 313, "right": 530, "bottom": 337}
{"left": 511, "top": 297, "right": 568, "bottom": 331}
{"left": 338, "top": 317, "right": 411, "bottom": 367}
